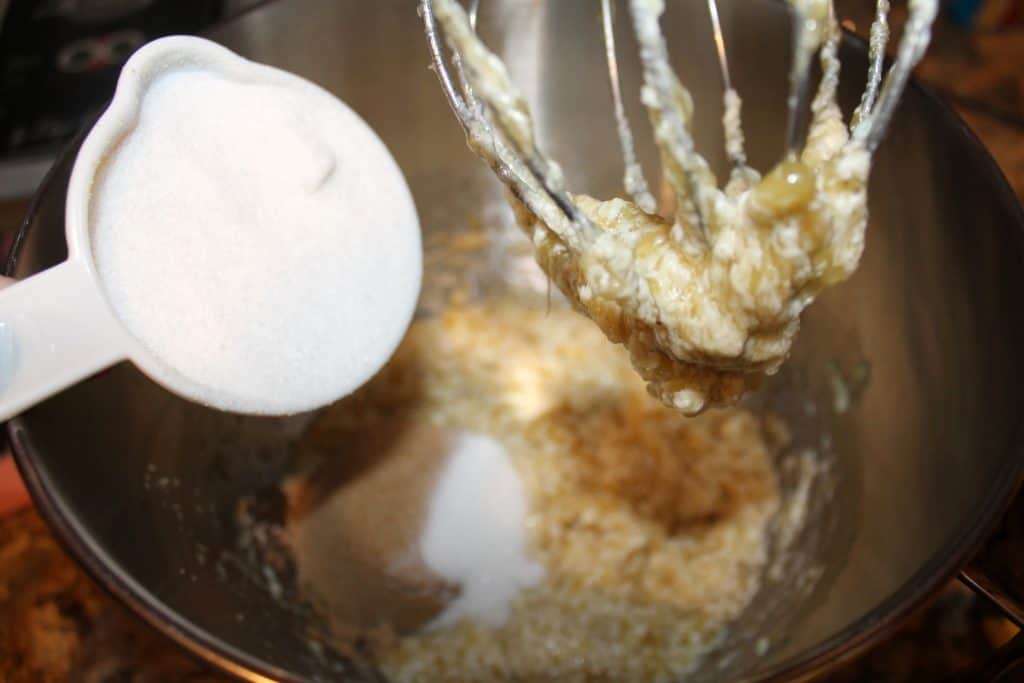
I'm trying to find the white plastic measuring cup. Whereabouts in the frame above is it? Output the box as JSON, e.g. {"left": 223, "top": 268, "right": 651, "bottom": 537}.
{"left": 0, "top": 37, "right": 422, "bottom": 421}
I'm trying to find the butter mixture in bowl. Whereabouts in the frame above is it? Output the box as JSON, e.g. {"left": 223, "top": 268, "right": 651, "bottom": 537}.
{"left": 284, "top": 299, "right": 810, "bottom": 682}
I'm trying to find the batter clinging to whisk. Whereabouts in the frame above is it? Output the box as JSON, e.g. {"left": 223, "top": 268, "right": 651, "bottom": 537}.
{"left": 421, "top": 0, "right": 938, "bottom": 414}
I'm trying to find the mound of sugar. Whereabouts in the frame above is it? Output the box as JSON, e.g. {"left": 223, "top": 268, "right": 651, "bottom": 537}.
{"left": 91, "top": 56, "right": 421, "bottom": 414}
{"left": 420, "top": 431, "right": 544, "bottom": 629}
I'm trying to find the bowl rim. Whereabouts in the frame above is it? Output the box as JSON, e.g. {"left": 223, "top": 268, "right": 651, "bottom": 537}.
{"left": 6, "top": 12, "right": 1024, "bottom": 683}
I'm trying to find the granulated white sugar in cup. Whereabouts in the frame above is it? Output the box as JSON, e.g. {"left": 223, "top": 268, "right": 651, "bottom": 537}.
{"left": 84, "top": 36, "right": 422, "bottom": 414}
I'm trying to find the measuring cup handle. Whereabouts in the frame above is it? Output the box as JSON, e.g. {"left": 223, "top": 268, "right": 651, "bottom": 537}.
{"left": 0, "top": 260, "right": 128, "bottom": 422}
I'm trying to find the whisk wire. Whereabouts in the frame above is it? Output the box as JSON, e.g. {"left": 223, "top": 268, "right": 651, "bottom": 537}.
{"left": 784, "top": 15, "right": 816, "bottom": 156}
{"left": 707, "top": 0, "right": 748, "bottom": 170}
{"left": 858, "top": 0, "right": 938, "bottom": 151}
{"left": 707, "top": 0, "right": 733, "bottom": 93}
{"left": 628, "top": 0, "right": 711, "bottom": 238}
{"left": 422, "top": 0, "right": 597, "bottom": 247}
{"left": 602, "top": 0, "right": 657, "bottom": 213}
{"left": 851, "top": 0, "right": 891, "bottom": 130}
{"left": 425, "top": 0, "right": 938, "bottom": 247}
{"left": 808, "top": 8, "right": 842, "bottom": 129}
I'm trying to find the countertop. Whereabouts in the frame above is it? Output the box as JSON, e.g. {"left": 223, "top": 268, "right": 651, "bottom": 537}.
{"left": 1, "top": 5, "right": 1023, "bottom": 682}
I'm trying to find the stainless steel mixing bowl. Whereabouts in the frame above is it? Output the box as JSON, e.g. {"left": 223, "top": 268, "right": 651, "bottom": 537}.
{"left": 6, "top": 1, "right": 1024, "bottom": 681}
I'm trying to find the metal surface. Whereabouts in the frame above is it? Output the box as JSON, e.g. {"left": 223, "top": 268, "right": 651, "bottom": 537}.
{"left": 5, "top": 1, "right": 1024, "bottom": 682}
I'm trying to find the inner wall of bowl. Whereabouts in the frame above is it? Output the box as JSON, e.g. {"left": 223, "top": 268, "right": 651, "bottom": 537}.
{"left": 9, "top": 1, "right": 1024, "bottom": 682}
